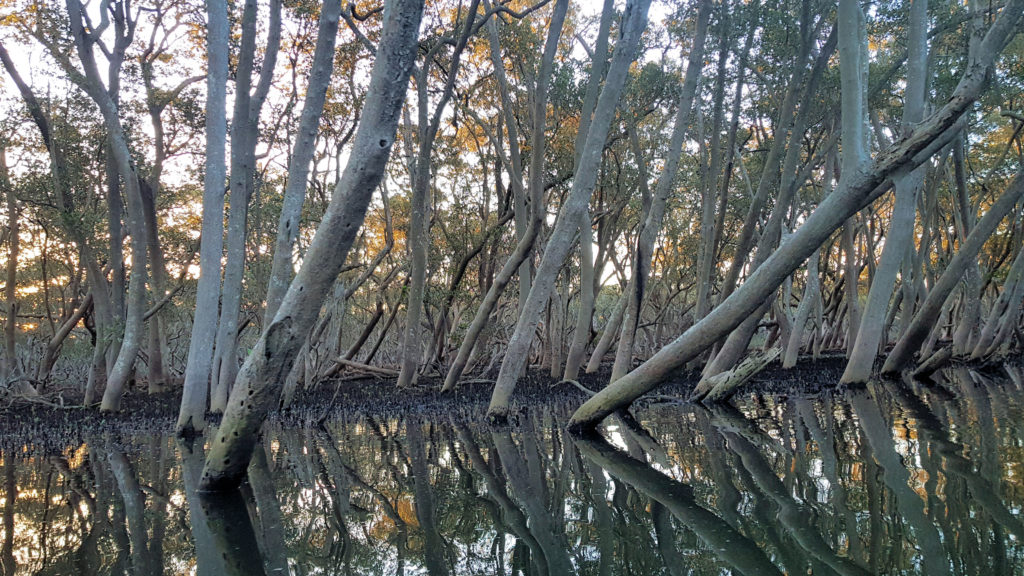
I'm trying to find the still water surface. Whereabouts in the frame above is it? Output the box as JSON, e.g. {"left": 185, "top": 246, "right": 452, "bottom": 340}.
{"left": 3, "top": 366, "right": 1024, "bottom": 575}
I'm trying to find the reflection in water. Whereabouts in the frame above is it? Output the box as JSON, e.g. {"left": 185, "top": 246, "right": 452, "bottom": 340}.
{"left": 3, "top": 366, "right": 1024, "bottom": 574}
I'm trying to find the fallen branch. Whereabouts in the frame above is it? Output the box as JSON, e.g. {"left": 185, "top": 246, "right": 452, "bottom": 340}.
{"left": 324, "top": 357, "right": 399, "bottom": 378}
{"left": 697, "top": 347, "right": 780, "bottom": 403}
{"left": 912, "top": 346, "right": 953, "bottom": 379}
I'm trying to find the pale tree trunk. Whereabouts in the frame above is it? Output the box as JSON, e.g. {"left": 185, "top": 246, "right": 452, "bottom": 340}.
{"left": 716, "top": 9, "right": 812, "bottom": 309}
{"left": 560, "top": 0, "right": 616, "bottom": 380}
{"left": 697, "top": 28, "right": 837, "bottom": 389}
{"left": 882, "top": 168, "right": 1024, "bottom": 374}
{"left": 562, "top": 211, "right": 595, "bottom": 380}
{"left": 585, "top": 293, "right": 625, "bottom": 373}
{"left": 841, "top": 219, "right": 860, "bottom": 353}
{"left": 568, "top": 1, "right": 1024, "bottom": 430}
{"left": 396, "top": 0, "right": 482, "bottom": 388}
{"left": 264, "top": 0, "right": 342, "bottom": 324}
{"left": 842, "top": 0, "right": 928, "bottom": 383}
{"left": 488, "top": 0, "right": 652, "bottom": 420}
{"left": 199, "top": 0, "right": 424, "bottom": 491}
{"left": 950, "top": 136, "right": 982, "bottom": 354}
{"left": 783, "top": 248, "right": 820, "bottom": 368}
{"left": 694, "top": 1, "right": 732, "bottom": 323}
{"left": 140, "top": 180, "right": 168, "bottom": 391}
{"left": 63, "top": 0, "right": 150, "bottom": 412}
{"left": 211, "top": 0, "right": 282, "bottom": 412}
{"left": 176, "top": 0, "right": 229, "bottom": 435}
{"left": 837, "top": 0, "right": 870, "bottom": 356}
{"left": 972, "top": 245, "right": 1024, "bottom": 358}
{"left": 0, "top": 149, "right": 15, "bottom": 380}
{"left": 611, "top": 0, "right": 710, "bottom": 383}
{"left": 441, "top": 0, "right": 570, "bottom": 391}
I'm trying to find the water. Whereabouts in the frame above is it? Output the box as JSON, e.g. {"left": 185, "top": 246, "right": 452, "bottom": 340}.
{"left": 3, "top": 365, "right": 1024, "bottom": 575}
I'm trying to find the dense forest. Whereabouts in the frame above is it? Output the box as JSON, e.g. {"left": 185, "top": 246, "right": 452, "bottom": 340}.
{"left": 0, "top": 0, "right": 1022, "bottom": 492}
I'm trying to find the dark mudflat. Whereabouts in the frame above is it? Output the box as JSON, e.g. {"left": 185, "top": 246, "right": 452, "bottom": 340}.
{"left": 1, "top": 354, "right": 1011, "bottom": 452}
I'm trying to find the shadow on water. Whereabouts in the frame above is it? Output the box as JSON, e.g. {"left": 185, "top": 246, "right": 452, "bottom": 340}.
{"left": 3, "top": 364, "right": 1024, "bottom": 574}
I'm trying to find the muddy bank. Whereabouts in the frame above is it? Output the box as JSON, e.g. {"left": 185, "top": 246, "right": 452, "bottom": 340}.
{"left": 2, "top": 354, "right": 1013, "bottom": 452}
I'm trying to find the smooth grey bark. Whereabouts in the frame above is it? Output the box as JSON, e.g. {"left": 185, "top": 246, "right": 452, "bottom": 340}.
{"left": 611, "top": 0, "right": 710, "bottom": 383}
{"left": 211, "top": 0, "right": 282, "bottom": 412}
{"left": 397, "top": 0, "right": 482, "bottom": 388}
{"left": 568, "top": 1, "right": 1024, "bottom": 430}
{"left": 585, "top": 293, "right": 626, "bottom": 373}
{"left": 972, "top": 245, "right": 1024, "bottom": 358}
{"left": 842, "top": 0, "right": 928, "bottom": 383}
{"left": 199, "top": 0, "right": 424, "bottom": 491}
{"left": 716, "top": 9, "right": 811, "bottom": 308}
{"left": 488, "top": 0, "right": 652, "bottom": 420}
{"left": 697, "top": 28, "right": 838, "bottom": 388}
{"left": 783, "top": 249, "right": 821, "bottom": 368}
{"left": 561, "top": 0, "right": 615, "bottom": 380}
{"left": 176, "top": 0, "right": 229, "bottom": 435}
{"left": 63, "top": 0, "right": 149, "bottom": 412}
{"left": 0, "top": 148, "right": 18, "bottom": 382}
{"left": 950, "top": 136, "right": 982, "bottom": 354}
{"left": 264, "top": 0, "right": 342, "bottom": 324}
{"left": 694, "top": 1, "right": 732, "bottom": 323}
{"left": 563, "top": 211, "right": 595, "bottom": 380}
{"left": 440, "top": 0, "right": 569, "bottom": 391}
{"left": 837, "top": 0, "right": 869, "bottom": 355}
{"left": 882, "top": 168, "right": 1024, "bottom": 374}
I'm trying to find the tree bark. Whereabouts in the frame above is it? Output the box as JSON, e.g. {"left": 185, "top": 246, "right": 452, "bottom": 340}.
{"left": 488, "top": 0, "right": 652, "bottom": 420}
{"left": 199, "top": 0, "right": 424, "bottom": 491}
{"left": 842, "top": 0, "right": 928, "bottom": 383}
{"left": 397, "top": 0, "right": 482, "bottom": 388}
{"left": 611, "top": 0, "right": 710, "bottom": 383}
{"left": 63, "top": 0, "right": 150, "bottom": 412}
{"left": 441, "top": 0, "right": 570, "bottom": 391}
{"left": 211, "top": 0, "right": 282, "bottom": 412}
{"left": 568, "top": 1, "right": 1024, "bottom": 430}
{"left": 264, "top": 0, "right": 342, "bottom": 324}
{"left": 0, "top": 148, "right": 19, "bottom": 383}
{"left": 176, "top": 0, "right": 230, "bottom": 435}
{"left": 882, "top": 168, "right": 1024, "bottom": 374}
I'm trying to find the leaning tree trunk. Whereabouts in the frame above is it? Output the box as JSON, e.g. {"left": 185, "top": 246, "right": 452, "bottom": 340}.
{"left": 199, "top": 0, "right": 424, "bottom": 491}
{"left": 562, "top": 211, "right": 596, "bottom": 380}
{"left": 440, "top": 0, "right": 569, "bottom": 392}
{"left": 176, "top": 0, "right": 229, "bottom": 436}
{"left": 560, "top": 0, "right": 615, "bottom": 381}
{"left": 971, "top": 245, "right": 1024, "bottom": 359}
{"left": 0, "top": 148, "right": 19, "bottom": 384}
{"left": 487, "top": 0, "right": 652, "bottom": 421}
{"left": 210, "top": 0, "right": 282, "bottom": 413}
{"left": 63, "top": 0, "right": 151, "bottom": 413}
{"left": 264, "top": 0, "right": 342, "bottom": 325}
{"left": 611, "top": 0, "right": 709, "bottom": 383}
{"left": 568, "top": 1, "right": 1024, "bottom": 430}
{"left": 396, "top": 0, "right": 482, "bottom": 388}
{"left": 882, "top": 168, "right": 1024, "bottom": 375}
{"left": 840, "top": 0, "right": 928, "bottom": 383}
{"left": 697, "top": 29, "right": 837, "bottom": 389}
{"left": 783, "top": 248, "right": 821, "bottom": 368}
